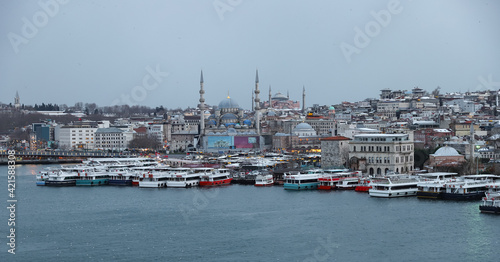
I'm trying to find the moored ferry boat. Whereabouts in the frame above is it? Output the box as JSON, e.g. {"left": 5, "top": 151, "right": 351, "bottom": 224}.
{"left": 283, "top": 171, "right": 320, "bottom": 190}
{"left": 199, "top": 168, "right": 232, "bottom": 186}
{"left": 255, "top": 174, "right": 274, "bottom": 186}
{"left": 138, "top": 172, "right": 169, "bottom": 188}
{"left": 45, "top": 166, "right": 81, "bottom": 186}
{"left": 107, "top": 166, "right": 137, "bottom": 186}
{"left": 369, "top": 175, "right": 419, "bottom": 198}
{"left": 75, "top": 167, "right": 109, "bottom": 186}
{"left": 36, "top": 167, "right": 60, "bottom": 186}
{"left": 355, "top": 176, "right": 373, "bottom": 192}
{"left": 416, "top": 172, "right": 458, "bottom": 199}
{"left": 166, "top": 168, "right": 201, "bottom": 188}
{"left": 480, "top": 192, "right": 500, "bottom": 214}
{"left": 317, "top": 169, "right": 349, "bottom": 190}
{"left": 442, "top": 175, "right": 500, "bottom": 201}
{"left": 335, "top": 171, "right": 362, "bottom": 190}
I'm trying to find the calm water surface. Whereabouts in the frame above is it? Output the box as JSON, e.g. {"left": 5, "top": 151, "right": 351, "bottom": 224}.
{"left": 0, "top": 164, "right": 499, "bottom": 261}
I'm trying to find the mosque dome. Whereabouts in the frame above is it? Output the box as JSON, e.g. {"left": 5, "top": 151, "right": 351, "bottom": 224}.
{"left": 272, "top": 92, "right": 288, "bottom": 101}
{"left": 329, "top": 106, "right": 335, "bottom": 110}
{"left": 221, "top": 113, "right": 238, "bottom": 120}
{"left": 219, "top": 96, "right": 239, "bottom": 109}
{"left": 433, "top": 146, "right": 460, "bottom": 156}
{"left": 294, "top": 123, "right": 314, "bottom": 131}
{"left": 267, "top": 110, "right": 276, "bottom": 116}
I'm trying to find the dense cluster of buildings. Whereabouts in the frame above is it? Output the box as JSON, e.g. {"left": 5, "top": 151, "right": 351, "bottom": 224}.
{"left": 4, "top": 71, "right": 500, "bottom": 175}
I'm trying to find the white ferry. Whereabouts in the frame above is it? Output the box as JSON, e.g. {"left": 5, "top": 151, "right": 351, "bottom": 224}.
{"left": 36, "top": 167, "right": 60, "bottom": 186}
{"left": 416, "top": 172, "right": 459, "bottom": 199}
{"left": 255, "top": 174, "right": 274, "bottom": 187}
{"left": 45, "top": 166, "right": 81, "bottom": 186}
{"left": 283, "top": 171, "right": 320, "bottom": 190}
{"left": 480, "top": 192, "right": 500, "bottom": 214}
{"left": 138, "top": 167, "right": 171, "bottom": 188}
{"left": 369, "top": 175, "right": 419, "bottom": 198}
{"left": 334, "top": 171, "right": 362, "bottom": 190}
{"left": 199, "top": 168, "right": 232, "bottom": 186}
{"left": 443, "top": 175, "right": 500, "bottom": 201}
{"left": 166, "top": 168, "right": 201, "bottom": 188}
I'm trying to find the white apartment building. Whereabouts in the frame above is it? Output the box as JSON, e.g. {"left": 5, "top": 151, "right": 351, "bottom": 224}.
{"left": 55, "top": 125, "right": 97, "bottom": 150}
{"left": 349, "top": 133, "right": 414, "bottom": 175}
{"left": 94, "top": 127, "right": 134, "bottom": 151}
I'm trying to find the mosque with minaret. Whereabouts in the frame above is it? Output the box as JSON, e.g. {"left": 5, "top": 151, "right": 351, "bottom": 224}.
{"left": 196, "top": 70, "right": 304, "bottom": 152}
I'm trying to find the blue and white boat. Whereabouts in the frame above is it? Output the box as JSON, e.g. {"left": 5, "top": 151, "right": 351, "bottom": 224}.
{"left": 283, "top": 171, "right": 320, "bottom": 190}
{"left": 75, "top": 167, "right": 109, "bottom": 186}
{"left": 107, "top": 166, "right": 136, "bottom": 186}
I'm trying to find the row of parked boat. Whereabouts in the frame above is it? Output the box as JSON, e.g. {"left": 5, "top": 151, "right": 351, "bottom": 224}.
{"left": 282, "top": 169, "right": 500, "bottom": 214}
{"left": 36, "top": 157, "right": 235, "bottom": 188}
{"left": 35, "top": 157, "right": 500, "bottom": 214}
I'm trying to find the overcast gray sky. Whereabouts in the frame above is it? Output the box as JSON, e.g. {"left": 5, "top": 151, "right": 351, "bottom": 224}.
{"left": 1, "top": 0, "right": 499, "bottom": 110}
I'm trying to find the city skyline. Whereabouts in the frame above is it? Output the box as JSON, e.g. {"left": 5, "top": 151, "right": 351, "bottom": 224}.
{"left": 1, "top": 0, "right": 499, "bottom": 110}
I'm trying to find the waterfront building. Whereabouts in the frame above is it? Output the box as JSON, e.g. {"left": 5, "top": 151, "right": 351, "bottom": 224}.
{"left": 55, "top": 121, "right": 99, "bottom": 150}
{"left": 349, "top": 133, "right": 415, "bottom": 175}
{"left": 94, "top": 127, "right": 134, "bottom": 151}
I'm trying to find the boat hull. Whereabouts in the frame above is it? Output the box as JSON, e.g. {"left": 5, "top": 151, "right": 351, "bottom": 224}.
{"left": 283, "top": 182, "right": 319, "bottom": 190}
{"left": 255, "top": 182, "right": 273, "bottom": 187}
{"left": 76, "top": 179, "right": 109, "bottom": 186}
{"left": 442, "top": 192, "right": 484, "bottom": 201}
{"left": 167, "top": 181, "right": 200, "bottom": 188}
{"left": 416, "top": 191, "right": 443, "bottom": 199}
{"left": 369, "top": 189, "right": 417, "bottom": 198}
{"left": 479, "top": 206, "right": 500, "bottom": 214}
{"left": 355, "top": 186, "right": 371, "bottom": 192}
{"left": 139, "top": 181, "right": 167, "bottom": 188}
{"left": 36, "top": 181, "right": 46, "bottom": 186}
{"left": 45, "top": 180, "right": 76, "bottom": 187}
{"left": 109, "top": 180, "right": 133, "bottom": 186}
{"left": 199, "top": 178, "right": 232, "bottom": 187}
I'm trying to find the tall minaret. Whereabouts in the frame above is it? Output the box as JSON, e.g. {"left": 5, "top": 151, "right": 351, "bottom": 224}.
{"left": 14, "top": 91, "right": 20, "bottom": 109}
{"left": 254, "top": 70, "right": 261, "bottom": 135}
{"left": 251, "top": 90, "right": 254, "bottom": 111}
{"left": 268, "top": 85, "right": 272, "bottom": 108}
{"left": 199, "top": 70, "right": 205, "bottom": 137}
{"left": 302, "top": 86, "right": 306, "bottom": 113}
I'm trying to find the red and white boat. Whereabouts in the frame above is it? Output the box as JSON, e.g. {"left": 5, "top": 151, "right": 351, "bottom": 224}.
{"left": 355, "top": 176, "right": 372, "bottom": 192}
{"left": 335, "top": 171, "right": 362, "bottom": 190}
{"left": 199, "top": 168, "right": 232, "bottom": 186}
{"left": 318, "top": 171, "right": 361, "bottom": 190}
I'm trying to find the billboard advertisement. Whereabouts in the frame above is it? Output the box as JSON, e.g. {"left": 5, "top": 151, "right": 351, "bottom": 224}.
{"left": 234, "top": 136, "right": 259, "bottom": 149}
{"left": 207, "top": 136, "right": 234, "bottom": 149}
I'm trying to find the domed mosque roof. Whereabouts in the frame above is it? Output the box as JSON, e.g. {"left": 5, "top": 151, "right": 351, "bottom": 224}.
{"left": 219, "top": 96, "right": 239, "bottom": 109}
{"left": 272, "top": 92, "right": 288, "bottom": 101}
{"left": 293, "top": 122, "right": 314, "bottom": 131}
{"left": 433, "top": 146, "right": 461, "bottom": 157}
{"left": 329, "top": 106, "right": 335, "bottom": 110}
{"left": 221, "top": 113, "right": 238, "bottom": 120}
